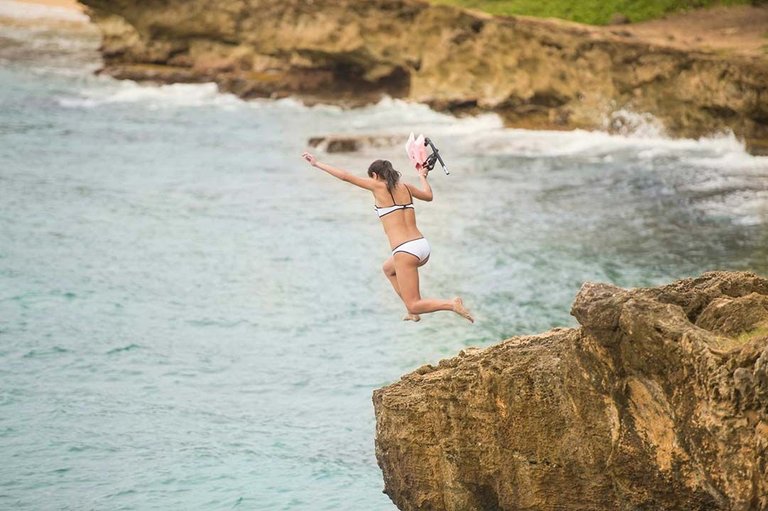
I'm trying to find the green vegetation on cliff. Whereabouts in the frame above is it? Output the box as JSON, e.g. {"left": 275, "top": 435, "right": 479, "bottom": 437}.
{"left": 430, "top": 0, "right": 753, "bottom": 25}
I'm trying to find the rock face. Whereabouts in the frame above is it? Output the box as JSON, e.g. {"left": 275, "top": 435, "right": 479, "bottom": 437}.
{"left": 79, "top": 0, "right": 768, "bottom": 153}
{"left": 373, "top": 271, "right": 768, "bottom": 511}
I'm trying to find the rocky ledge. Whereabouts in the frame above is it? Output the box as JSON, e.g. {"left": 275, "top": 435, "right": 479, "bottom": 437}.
{"left": 373, "top": 271, "right": 768, "bottom": 510}
{"left": 79, "top": 0, "right": 768, "bottom": 153}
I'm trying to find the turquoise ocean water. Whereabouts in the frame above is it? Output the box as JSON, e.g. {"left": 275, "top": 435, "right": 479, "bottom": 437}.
{"left": 1, "top": 2, "right": 767, "bottom": 509}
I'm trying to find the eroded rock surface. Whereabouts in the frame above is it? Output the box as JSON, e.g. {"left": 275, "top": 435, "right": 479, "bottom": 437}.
{"left": 373, "top": 271, "right": 768, "bottom": 510}
{"left": 79, "top": 0, "right": 768, "bottom": 152}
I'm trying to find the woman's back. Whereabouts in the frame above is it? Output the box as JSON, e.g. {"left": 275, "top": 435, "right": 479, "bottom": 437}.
{"left": 373, "top": 182, "right": 422, "bottom": 249}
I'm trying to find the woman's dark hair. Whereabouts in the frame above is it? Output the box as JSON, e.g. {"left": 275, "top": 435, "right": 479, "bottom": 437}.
{"left": 367, "top": 159, "right": 400, "bottom": 193}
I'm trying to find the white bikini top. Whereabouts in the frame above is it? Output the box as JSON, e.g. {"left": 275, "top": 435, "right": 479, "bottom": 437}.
{"left": 374, "top": 186, "right": 414, "bottom": 218}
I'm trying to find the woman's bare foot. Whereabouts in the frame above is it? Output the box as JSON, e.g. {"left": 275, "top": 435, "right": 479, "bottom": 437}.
{"left": 403, "top": 313, "right": 421, "bottom": 322}
{"left": 452, "top": 297, "right": 474, "bottom": 323}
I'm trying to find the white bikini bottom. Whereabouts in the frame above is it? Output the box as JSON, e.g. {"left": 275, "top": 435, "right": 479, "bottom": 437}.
{"left": 392, "top": 237, "right": 431, "bottom": 264}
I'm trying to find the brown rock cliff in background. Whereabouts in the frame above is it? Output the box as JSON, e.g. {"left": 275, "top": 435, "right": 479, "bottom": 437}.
{"left": 79, "top": 0, "right": 768, "bottom": 153}
{"left": 373, "top": 271, "right": 768, "bottom": 510}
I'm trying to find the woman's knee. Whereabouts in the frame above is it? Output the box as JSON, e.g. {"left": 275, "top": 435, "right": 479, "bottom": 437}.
{"left": 404, "top": 299, "right": 420, "bottom": 314}
{"left": 382, "top": 260, "right": 396, "bottom": 276}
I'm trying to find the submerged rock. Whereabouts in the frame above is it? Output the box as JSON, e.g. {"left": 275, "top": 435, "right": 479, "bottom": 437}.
{"left": 79, "top": 0, "right": 768, "bottom": 153}
{"left": 308, "top": 134, "right": 402, "bottom": 153}
{"left": 373, "top": 271, "right": 768, "bottom": 511}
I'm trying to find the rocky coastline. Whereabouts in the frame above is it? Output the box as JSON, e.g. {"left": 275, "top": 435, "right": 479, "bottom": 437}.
{"left": 373, "top": 271, "right": 768, "bottom": 510}
{"left": 79, "top": 0, "right": 768, "bottom": 153}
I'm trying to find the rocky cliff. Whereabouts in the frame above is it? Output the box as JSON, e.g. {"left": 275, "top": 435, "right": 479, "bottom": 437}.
{"left": 373, "top": 271, "right": 768, "bottom": 511}
{"left": 79, "top": 0, "right": 768, "bottom": 153}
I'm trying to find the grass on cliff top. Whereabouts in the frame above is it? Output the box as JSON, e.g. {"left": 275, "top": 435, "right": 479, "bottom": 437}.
{"left": 429, "top": 0, "right": 754, "bottom": 25}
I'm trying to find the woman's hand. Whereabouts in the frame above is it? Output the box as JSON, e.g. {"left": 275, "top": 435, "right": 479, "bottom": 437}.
{"left": 417, "top": 163, "right": 430, "bottom": 178}
{"left": 301, "top": 151, "right": 317, "bottom": 167}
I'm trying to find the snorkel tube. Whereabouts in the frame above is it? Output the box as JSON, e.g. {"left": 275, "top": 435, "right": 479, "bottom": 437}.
{"left": 423, "top": 137, "right": 449, "bottom": 175}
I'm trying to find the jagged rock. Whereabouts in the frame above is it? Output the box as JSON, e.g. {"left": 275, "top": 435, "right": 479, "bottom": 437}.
{"left": 79, "top": 0, "right": 768, "bottom": 153}
{"left": 373, "top": 271, "right": 768, "bottom": 511}
{"left": 696, "top": 293, "right": 768, "bottom": 337}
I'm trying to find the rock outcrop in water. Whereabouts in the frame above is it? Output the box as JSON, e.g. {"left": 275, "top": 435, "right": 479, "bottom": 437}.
{"left": 79, "top": 0, "right": 768, "bottom": 153}
{"left": 373, "top": 271, "right": 768, "bottom": 510}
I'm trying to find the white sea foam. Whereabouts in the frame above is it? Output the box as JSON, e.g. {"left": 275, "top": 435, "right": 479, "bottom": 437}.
{"left": 372, "top": 97, "right": 503, "bottom": 132}
{"left": 264, "top": 96, "right": 344, "bottom": 113}
{"left": 58, "top": 81, "right": 245, "bottom": 109}
{"left": 451, "top": 106, "right": 766, "bottom": 171}
{"left": 695, "top": 190, "right": 768, "bottom": 226}
{"left": 0, "top": 0, "right": 88, "bottom": 22}
{"left": 58, "top": 79, "right": 768, "bottom": 179}
{"left": 602, "top": 109, "right": 667, "bottom": 138}
{"left": 58, "top": 85, "right": 507, "bottom": 139}
{"left": 61, "top": 80, "right": 368, "bottom": 112}
{"left": 459, "top": 123, "right": 767, "bottom": 166}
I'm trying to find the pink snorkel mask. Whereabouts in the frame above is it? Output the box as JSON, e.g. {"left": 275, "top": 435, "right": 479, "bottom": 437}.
{"left": 405, "top": 132, "right": 449, "bottom": 175}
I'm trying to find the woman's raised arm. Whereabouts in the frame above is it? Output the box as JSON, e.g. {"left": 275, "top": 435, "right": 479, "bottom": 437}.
{"left": 302, "top": 152, "right": 376, "bottom": 191}
{"left": 406, "top": 167, "right": 433, "bottom": 202}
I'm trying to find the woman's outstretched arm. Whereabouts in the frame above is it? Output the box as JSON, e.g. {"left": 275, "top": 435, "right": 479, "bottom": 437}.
{"left": 406, "top": 167, "right": 433, "bottom": 201}
{"left": 302, "top": 151, "right": 376, "bottom": 191}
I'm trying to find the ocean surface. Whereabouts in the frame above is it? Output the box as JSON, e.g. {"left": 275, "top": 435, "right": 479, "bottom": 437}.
{"left": 1, "top": 2, "right": 767, "bottom": 510}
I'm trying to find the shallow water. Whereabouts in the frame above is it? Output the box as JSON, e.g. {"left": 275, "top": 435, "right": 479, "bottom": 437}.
{"left": 1, "top": 3, "right": 767, "bottom": 510}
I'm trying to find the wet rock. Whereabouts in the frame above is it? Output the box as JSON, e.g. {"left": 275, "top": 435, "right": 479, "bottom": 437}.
{"left": 308, "top": 134, "right": 403, "bottom": 153}
{"left": 373, "top": 271, "right": 768, "bottom": 511}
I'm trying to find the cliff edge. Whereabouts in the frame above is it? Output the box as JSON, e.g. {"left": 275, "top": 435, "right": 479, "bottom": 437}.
{"left": 79, "top": 0, "right": 768, "bottom": 153}
{"left": 373, "top": 271, "right": 768, "bottom": 510}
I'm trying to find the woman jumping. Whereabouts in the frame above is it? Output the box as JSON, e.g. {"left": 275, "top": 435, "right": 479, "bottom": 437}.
{"left": 300, "top": 151, "right": 474, "bottom": 323}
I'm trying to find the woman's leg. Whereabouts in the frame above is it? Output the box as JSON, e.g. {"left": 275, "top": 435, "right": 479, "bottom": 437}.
{"left": 394, "top": 253, "right": 474, "bottom": 322}
{"left": 382, "top": 256, "right": 420, "bottom": 321}
{"left": 382, "top": 256, "right": 400, "bottom": 296}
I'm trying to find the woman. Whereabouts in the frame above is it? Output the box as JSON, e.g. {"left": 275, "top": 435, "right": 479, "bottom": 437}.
{"left": 301, "top": 151, "right": 474, "bottom": 323}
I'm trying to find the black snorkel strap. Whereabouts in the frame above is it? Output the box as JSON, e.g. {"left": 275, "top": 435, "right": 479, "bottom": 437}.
{"left": 423, "top": 137, "right": 449, "bottom": 175}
